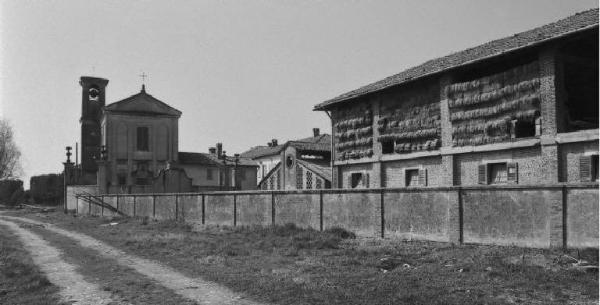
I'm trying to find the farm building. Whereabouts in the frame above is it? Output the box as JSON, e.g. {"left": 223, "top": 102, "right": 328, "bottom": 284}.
{"left": 314, "top": 9, "right": 599, "bottom": 188}
{"left": 241, "top": 128, "right": 332, "bottom": 190}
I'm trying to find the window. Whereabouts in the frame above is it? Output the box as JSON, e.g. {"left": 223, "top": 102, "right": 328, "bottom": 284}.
{"left": 117, "top": 174, "right": 127, "bottom": 186}
{"left": 511, "top": 119, "right": 536, "bottom": 138}
{"left": 136, "top": 127, "right": 149, "bottom": 151}
{"left": 316, "top": 178, "right": 322, "bottom": 189}
{"left": 296, "top": 165, "right": 303, "bottom": 189}
{"left": 580, "top": 155, "right": 599, "bottom": 182}
{"left": 350, "top": 173, "right": 367, "bottom": 189}
{"left": 276, "top": 171, "right": 281, "bottom": 190}
{"left": 134, "top": 161, "right": 152, "bottom": 185}
{"left": 478, "top": 162, "right": 518, "bottom": 184}
{"left": 206, "top": 168, "right": 213, "bottom": 180}
{"left": 136, "top": 178, "right": 149, "bottom": 185}
{"left": 489, "top": 163, "right": 507, "bottom": 184}
{"left": 382, "top": 141, "right": 394, "bottom": 154}
{"left": 306, "top": 172, "right": 313, "bottom": 189}
{"left": 594, "top": 155, "right": 599, "bottom": 182}
{"left": 405, "top": 169, "right": 420, "bottom": 187}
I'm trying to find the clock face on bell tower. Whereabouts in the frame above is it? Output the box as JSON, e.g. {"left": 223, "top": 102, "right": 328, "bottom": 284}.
{"left": 89, "top": 87, "right": 100, "bottom": 101}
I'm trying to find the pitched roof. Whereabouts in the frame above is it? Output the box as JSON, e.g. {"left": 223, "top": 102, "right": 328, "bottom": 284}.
{"left": 296, "top": 159, "right": 332, "bottom": 182}
{"left": 314, "top": 8, "right": 599, "bottom": 111}
{"left": 239, "top": 145, "right": 283, "bottom": 159}
{"left": 241, "top": 134, "right": 332, "bottom": 159}
{"left": 178, "top": 152, "right": 257, "bottom": 167}
{"left": 178, "top": 152, "right": 221, "bottom": 166}
{"left": 104, "top": 85, "right": 182, "bottom": 117}
{"left": 291, "top": 134, "right": 332, "bottom": 152}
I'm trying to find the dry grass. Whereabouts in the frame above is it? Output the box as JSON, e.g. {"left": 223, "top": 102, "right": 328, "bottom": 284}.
{"left": 12, "top": 211, "right": 600, "bottom": 305}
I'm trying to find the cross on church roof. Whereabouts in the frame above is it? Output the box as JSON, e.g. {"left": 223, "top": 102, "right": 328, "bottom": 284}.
{"left": 139, "top": 72, "right": 148, "bottom": 92}
{"left": 139, "top": 72, "right": 148, "bottom": 84}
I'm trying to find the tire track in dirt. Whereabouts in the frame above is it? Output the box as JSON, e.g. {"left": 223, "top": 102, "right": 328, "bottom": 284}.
{"left": 0, "top": 218, "right": 128, "bottom": 305}
{"left": 26, "top": 223, "right": 200, "bottom": 305}
{"left": 1, "top": 215, "right": 267, "bottom": 305}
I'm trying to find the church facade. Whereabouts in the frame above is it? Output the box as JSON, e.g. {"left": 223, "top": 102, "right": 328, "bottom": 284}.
{"left": 69, "top": 76, "right": 257, "bottom": 194}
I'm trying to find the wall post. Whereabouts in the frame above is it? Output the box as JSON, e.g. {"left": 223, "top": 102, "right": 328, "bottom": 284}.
{"left": 175, "top": 195, "right": 179, "bottom": 221}
{"left": 550, "top": 186, "right": 567, "bottom": 248}
{"left": 319, "top": 191, "right": 323, "bottom": 231}
{"left": 380, "top": 189, "right": 385, "bottom": 238}
{"left": 233, "top": 194, "right": 237, "bottom": 226}
{"left": 152, "top": 195, "right": 156, "bottom": 218}
{"left": 448, "top": 187, "right": 463, "bottom": 244}
{"left": 271, "top": 191, "right": 275, "bottom": 225}
{"left": 201, "top": 194, "right": 205, "bottom": 225}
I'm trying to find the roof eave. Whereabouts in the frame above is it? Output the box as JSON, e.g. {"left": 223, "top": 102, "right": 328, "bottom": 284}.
{"left": 313, "top": 23, "right": 598, "bottom": 111}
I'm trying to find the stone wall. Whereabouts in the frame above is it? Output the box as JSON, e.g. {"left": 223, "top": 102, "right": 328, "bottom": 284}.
{"left": 76, "top": 185, "right": 598, "bottom": 249}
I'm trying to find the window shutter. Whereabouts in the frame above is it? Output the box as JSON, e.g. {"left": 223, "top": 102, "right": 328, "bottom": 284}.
{"left": 347, "top": 174, "right": 353, "bottom": 189}
{"left": 418, "top": 169, "right": 428, "bottom": 186}
{"left": 507, "top": 162, "right": 518, "bottom": 183}
{"left": 363, "top": 173, "right": 370, "bottom": 188}
{"left": 478, "top": 164, "right": 487, "bottom": 185}
{"left": 580, "top": 155, "right": 592, "bottom": 182}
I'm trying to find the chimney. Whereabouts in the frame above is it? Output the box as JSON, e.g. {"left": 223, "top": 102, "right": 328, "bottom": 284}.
{"left": 271, "top": 139, "right": 278, "bottom": 146}
{"left": 313, "top": 128, "right": 320, "bottom": 137}
{"left": 209, "top": 147, "right": 216, "bottom": 155}
{"left": 216, "top": 143, "right": 223, "bottom": 158}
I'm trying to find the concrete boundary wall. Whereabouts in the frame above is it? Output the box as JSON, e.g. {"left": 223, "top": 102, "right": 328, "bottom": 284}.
{"left": 70, "top": 184, "right": 599, "bottom": 249}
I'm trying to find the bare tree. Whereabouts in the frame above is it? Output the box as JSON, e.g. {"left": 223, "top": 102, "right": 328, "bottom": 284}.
{"left": 0, "top": 119, "right": 22, "bottom": 179}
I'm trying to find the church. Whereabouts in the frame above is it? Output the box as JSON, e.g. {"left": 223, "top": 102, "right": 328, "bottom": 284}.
{"left": 67, "top": 76, "right": 258, "bottom": 194}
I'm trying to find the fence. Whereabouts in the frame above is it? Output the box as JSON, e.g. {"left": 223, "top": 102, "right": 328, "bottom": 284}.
{"left": 70, "top": 184, "right": 599, "bottom": 249}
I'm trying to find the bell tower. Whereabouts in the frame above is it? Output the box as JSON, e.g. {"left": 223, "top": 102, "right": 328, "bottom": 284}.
{"left": 79, "top": 76, "right": 109, "bottom": 177}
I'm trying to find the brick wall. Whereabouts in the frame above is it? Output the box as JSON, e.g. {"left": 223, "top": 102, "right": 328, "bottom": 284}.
{"left": 454, "top": 146, "right": 544, "bottom": 185}
{"left": 559, "top": 141, "right": 600, "bottom": 182}
{"left": 338, "top": 163, "right": 374, "bottom": 188}
{"left": 382, "top": 156, "right": 444, "bottom": 187}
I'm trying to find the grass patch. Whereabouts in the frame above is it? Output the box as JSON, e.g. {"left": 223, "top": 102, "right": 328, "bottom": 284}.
{"left": 0, "top": 225, "right": 64, "bottom": 305}
{"left": 12, "top": 211, "right": 599, "bottom": 305}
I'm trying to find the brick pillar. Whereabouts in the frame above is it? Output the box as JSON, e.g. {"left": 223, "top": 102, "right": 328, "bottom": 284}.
{"left": 440, "top": 74, "right": 453, "bottom": 148}
{"left": 539, "top": 48, "right": 561, "bottom": 183}
{"left": 549, "top": 187, "right": 566, "bottom": 248}
{"left": 371, "top": 98, "right": 383, "bottom": 187}
{"left": 440, "top": 74, "right": 455, "bottom": 186}
{"left": 447, "top": 189, "right": 462, "bottom": 244}
{"left": 329, "top": 111, "right": 337, "bottom": 189}
{"left": 371, "top": 162, "right": 382, "bottom": 188}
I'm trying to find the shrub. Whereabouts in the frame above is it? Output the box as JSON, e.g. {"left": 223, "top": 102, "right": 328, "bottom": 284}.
{"left": 324, "top": 227, "right": 356, "bottom": 239}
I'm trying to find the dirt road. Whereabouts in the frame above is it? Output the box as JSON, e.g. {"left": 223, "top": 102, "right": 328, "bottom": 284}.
{"left": 0, "top": 214, "right": 266, "bottom": 305}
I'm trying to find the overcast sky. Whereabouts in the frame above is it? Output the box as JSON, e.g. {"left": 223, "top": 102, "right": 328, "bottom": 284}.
{"left": 1, "top": 0, "right": 597, "bottom": 187}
